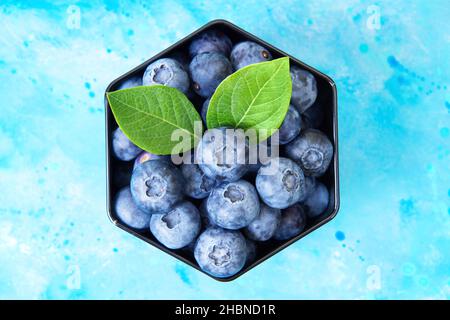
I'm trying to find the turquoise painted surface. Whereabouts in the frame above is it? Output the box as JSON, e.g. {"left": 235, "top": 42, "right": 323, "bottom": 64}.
{"left": 0, "top": 0, "right": 449, "bottom": 299}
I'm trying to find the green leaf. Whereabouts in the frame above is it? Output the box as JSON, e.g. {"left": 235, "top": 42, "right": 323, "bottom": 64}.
{"left": 107, "top": 85, "right": 202, "bottom": 155}
{"left": 206, "top": 57, "right": 292, "bottom": 141}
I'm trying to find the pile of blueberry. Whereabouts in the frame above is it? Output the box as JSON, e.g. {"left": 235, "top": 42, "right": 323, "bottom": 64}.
{"left": 110, "top": 29, "right": 333, "bottom": 278}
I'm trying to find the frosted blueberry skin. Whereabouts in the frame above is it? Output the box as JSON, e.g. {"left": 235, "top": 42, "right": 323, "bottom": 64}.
{"left": 199, "top": 198, "right": 215, "bottom": 228}
{"left": 285, "top": 129, "right": 333, "bottom": 177}
{"left": 196, "top": 127, "right": 248, "bottom": 182}
{"left": 117, "top": 76, "right": 142, "bottom": 90}
{"left": 303, "top": 182, "right": 329, "bottom": 218}
{"left": 278, "top": 105, "right": 302, "bottom": 145}
{"left": 194, "top": 227, "right": 247, "bottom": 278}
{"left": 130, "top": 160, "right": 184, "bottom": 214}
{"left": 273, "top": 203, "right": 307, "bottom": 240}
{"left": 143, "top": 58, "right": 190, "bottom": 95}
{"left": 114, "top": 187, "right": 151, "bottom": 230}
{"left": 189, "top": 52, "right": 232, "bottom": 98}
{"left": 230, "top": 41, "right": 272, "bottom": 70}
{"left": 247, "top": 140, "right": 274, "bottom": 173}
{"left": 189, "top": 29, "right": 233, "bottom": 58}
{"left": 112, "top": 127, "right": 142, "bottom": 161}
{"left": 256, "top": 157, "right": 306, "bottom": 209}
{"left": 150, "top": 201, "right": 201, "bottom": 249}
{"left": 207, "top": 180, "right": 260, "bottom": 230}
{"left": 244, "top": 204, "right": 281, "bottom": 241}
{"left": 299, "top": 176, "right": 316, "bottom": 202}
{"left": 290, "top": 66, "right": 318, "bottom": 113}
{"left": 181, "top": 163, "right": 216, "bottom": 199}
{"left": 133, "top": 151, "right": 170, "bottom": 169}
{"left": 201, "top": 98, "right": 210, "bottom": 124}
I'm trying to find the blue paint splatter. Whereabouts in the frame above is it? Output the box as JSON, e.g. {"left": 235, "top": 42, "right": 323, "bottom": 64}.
{"left": 175, "top": 264, "right": 191, "bottom": 285}
{"left": 113, "top": 247, "right": 118, "bottom": 252}
{"left": 89, "top": 91, "right": 95, "bottom": 98}
{"left": 359, "top": 43, "right": 369, "bottom": 53}
{"left": 440, "top": 127, "right": 449, "bottom": 138}
{"left": 399, "top": 198, "right": 415, "bottom": 217}
{"left": 402, "top": 263, "right": 416, "bottom": 276}
{"left": 387, "top": 55, "right": 400, "bottom": 69}
{"left": 335, "top": 231, "right": 345, "bottom": 241}
{"left": 445, "top": 101, "right": 450, "bottom": 113}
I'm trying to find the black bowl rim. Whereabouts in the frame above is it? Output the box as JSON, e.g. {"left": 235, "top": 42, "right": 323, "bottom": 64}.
{"left": 104, "top": 19, "right": 340, "bottom": 282}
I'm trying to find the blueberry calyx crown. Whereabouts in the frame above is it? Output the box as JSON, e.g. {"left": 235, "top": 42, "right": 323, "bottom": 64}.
{"left": 209, "top": 245, "right": 231, "bottom": 266}
{"left": 301, "top": 148, "right": 324, "bottom": 170}
{"left": 145, "top": 176, "right": 166, "bottom": 198}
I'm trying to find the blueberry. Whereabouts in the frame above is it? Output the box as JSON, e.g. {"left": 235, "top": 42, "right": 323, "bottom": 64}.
{"left": 256, "top": 157, "right": 306, "bottom": 209}
{"left": 199, "top": 199, "right": 215, "bottom": 228}
{"left": 194, "top": 227, "right": 247, "bottom": 278}
{"left": 290, "top": 66, "right": 318, "bottom": 113}
{"left": 300, "top": 176, "right": 316, "bottom": 201}
{"left": 247, "top": 140, "right": 274, "bottom": 173}
{"left": 301, "top": 103, "right": 324, "bottom": 129}
{"left": 114, "top": 187, "right": 151, "bottom": 229}
{"left": 245, "top": 239, "right": 257, "bottom": 265}
{"left": 207, "top": 180, "right": 260, "bottom": 230}
{"left": 130, "top": 160, "right": 184, "bottom": 214}
{"left": 201, "top": 98, "right": 210, "bottom": 124}
{"left": 196, "top": 127, "right": 248, "bottom": 182}
{"left": 134, "top": 151, "right": 170, "bottom": 169}
{"left": 143, "top": 58, "right": 190, "bottom": 95}
{"left": 189, "top": 53, "right": 232, "bottom": 98}
{"left": 278, "top": 105, "right": 301, "bottom": 145}
{"left": 273, "top": 203, "right": 307, "bottom": 240}
{"left": 118, "top": 76, "right": 142, "bottom": 90}
{"left": 150, "top": 201, "right": 201, "bottom": 249}
{"left": 230, "top": 41, "right": 272, "bottom": 70}
{"left": 189, "top": 29, "right": 232, "bottom": 58}
{"left": 285, "top": 129, "right": 333, "bottom": 177}
{"left": 244, "top": 204, "right": 281, "bottom": 241}
{"left": 303, "top": 182, "right": 329, "bottom": 218}
{"left": 112, "top": 127, "right": 142, "bottom": 161}
{"left": 181, "top": 163, "right": 216, "bottom": 199}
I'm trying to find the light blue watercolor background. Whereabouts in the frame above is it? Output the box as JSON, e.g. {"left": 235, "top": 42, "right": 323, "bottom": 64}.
{"left": 0, "top": 0, "right": 449, "bottom": 299}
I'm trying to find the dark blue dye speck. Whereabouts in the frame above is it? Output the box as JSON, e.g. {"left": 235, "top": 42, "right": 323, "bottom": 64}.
{"left": 89, "top": 91, "right": 95, "bottom": 98}
{"left": 106, "top": 48, "right": 112, "bottom": 53}
{"left": 84, "top": 82, "right": 91, "bottom": 89}
{"left": 11, "top": 69, "right": 16, "bottom": 74}
{"left": 113, "top": 247, "right": 118, "bottom": 252}
{"left": 335, "top": 231, "right": 345, "bottom": 241}
{"left": 445, "top": 101, "right": 450, "bottom": 113}
{"left": 127, "top": 29, "right": 134, "bottom": 36}
{"left": 387, "top": 56, "right": 399, "bottom": 68}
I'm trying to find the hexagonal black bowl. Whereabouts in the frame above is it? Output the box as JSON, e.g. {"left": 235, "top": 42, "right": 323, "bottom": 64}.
{"left": 105, "top": 19, "right": 339, "bottom": 281}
